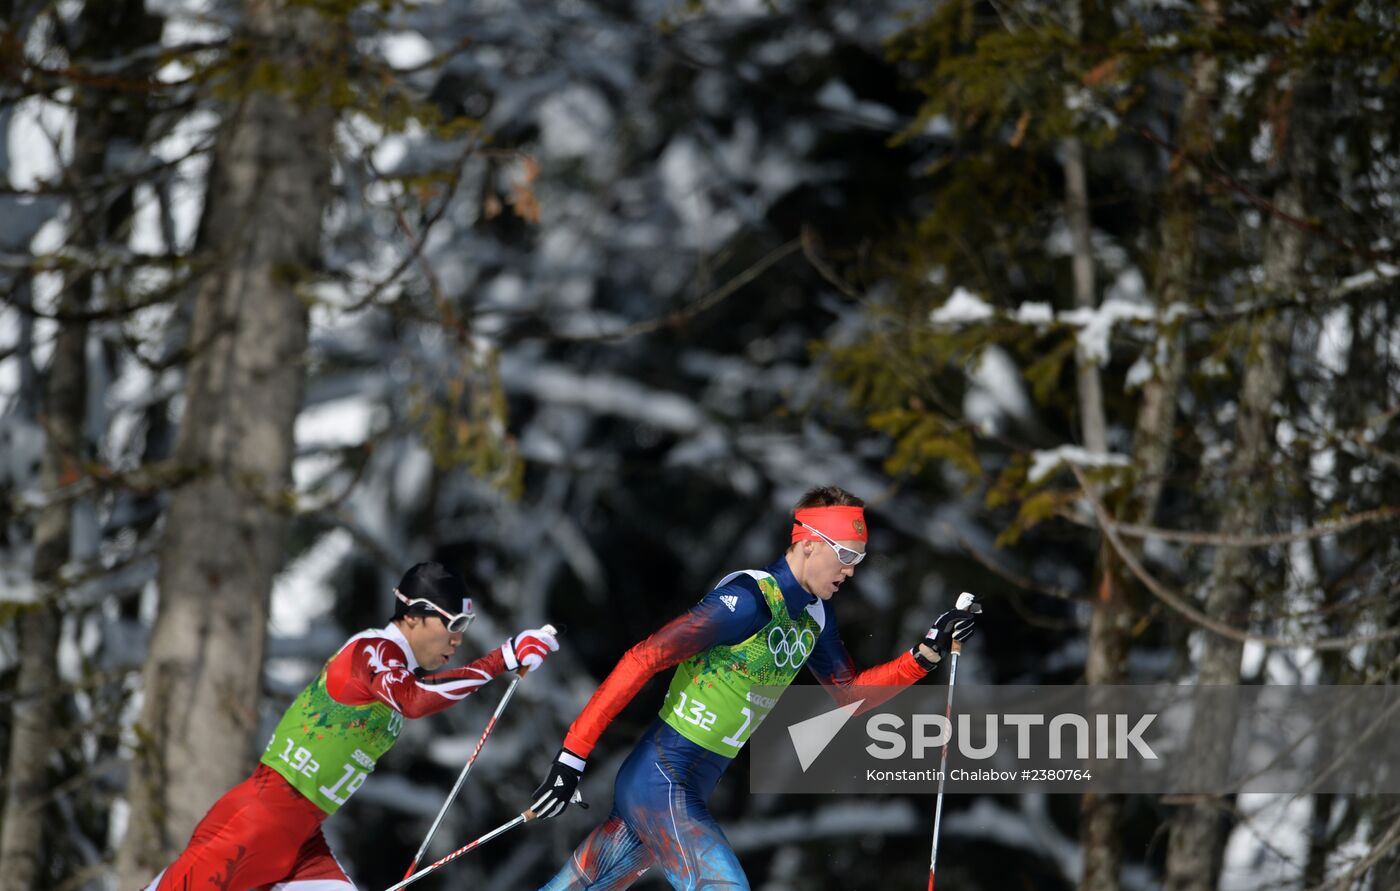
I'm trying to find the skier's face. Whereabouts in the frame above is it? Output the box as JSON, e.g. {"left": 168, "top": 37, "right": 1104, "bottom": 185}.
{"left": 795, "top": 536, "right": 863, "bottom": 600}
{"left": 401, "top": 615, "right": 465, "bottom": 671}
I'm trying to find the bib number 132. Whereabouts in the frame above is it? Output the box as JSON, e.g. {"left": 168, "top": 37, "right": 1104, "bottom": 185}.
{"left": 671, "top": 690, "right": 717, "bottom": 730}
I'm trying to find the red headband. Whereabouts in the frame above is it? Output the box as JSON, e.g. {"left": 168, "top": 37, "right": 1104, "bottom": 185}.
{"left": 791, "top": 506, "right": 868, "bottom": 543}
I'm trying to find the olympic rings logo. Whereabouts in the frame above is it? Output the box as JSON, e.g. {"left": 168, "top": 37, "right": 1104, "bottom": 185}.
{"left": 767, "top": 625, "right": 816, "bottom": 668}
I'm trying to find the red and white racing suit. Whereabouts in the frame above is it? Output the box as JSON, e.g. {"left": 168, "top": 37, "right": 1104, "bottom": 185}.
{"left": 143, "top": 622, "right": 510, "bottom": 891}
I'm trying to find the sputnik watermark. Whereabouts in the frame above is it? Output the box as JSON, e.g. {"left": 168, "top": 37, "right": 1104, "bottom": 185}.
{"left": 863, "top": 712, "right": 1157, "bottom": 761}
{"left": 750, "top": 685, "right": 1400, "bottom": 794}
{"left": 864, "top": 768, "right": 1094, "bottom": 782}
{"left": 788, "top": 705, "right": 1156, "bottom": 771}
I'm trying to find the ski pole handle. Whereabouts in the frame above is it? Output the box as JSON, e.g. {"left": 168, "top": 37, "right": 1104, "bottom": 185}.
{"left": 514, "top": 623, "right": 560, "bottom": 677}
{"left": 949, "top": 593, "right": 976, "bottom": 657}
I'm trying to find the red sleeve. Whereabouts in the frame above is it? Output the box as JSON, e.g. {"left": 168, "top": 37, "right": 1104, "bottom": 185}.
{"left": 325, "top": 636, "right": 508, "bottom": 719}
{"left": 809, "top": 640, "right": 928, "bottom": 712}
{"left": 563, "top": 604, "right": 745, "bottom": 758}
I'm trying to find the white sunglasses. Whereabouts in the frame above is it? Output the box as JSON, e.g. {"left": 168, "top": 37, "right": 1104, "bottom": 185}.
{"left": 799, "top": 522, "right": 866, "bottom": 566}
{"left": 395, "top": 589, "right": 475, "bottom": 633}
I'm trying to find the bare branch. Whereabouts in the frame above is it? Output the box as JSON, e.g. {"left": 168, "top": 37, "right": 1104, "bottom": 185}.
{"left": 1070, "top": 462, "right": 1400, "bottom": 651}
{"left": 341, "top": 133, "right": 484, "bottom": 316}
{"left": 1136, "top": 125, "right": 1396, "bottom": 266}
{"left": 800, "top": 225, "right": 862, "bottom": 300}
{"left": 1055, "top": 503, "right": 1400, "bottom": 547}
{"left": 1304, "top": 814, "right": 1400, "bottom": 891}
{"left": 6, "top": 458, "right": 203, "bottom": 520}
{"left": 546, "top": 238, "right": 802, "bottom": 344}
{"left": 943, "top": 522, "right": 1081, "bottom": 602}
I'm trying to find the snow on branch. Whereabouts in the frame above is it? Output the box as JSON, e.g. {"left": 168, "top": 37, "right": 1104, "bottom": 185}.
{"left": 1332, "top": 262, "right": 1400, "bottom": 299}
{"left": 1029, "top": 445, "right": 1131, "bottom": 484}
{"left": 928, "top": 287, "right": 995, "bottom": 324}
{"left": 927, "top": 271, "right": 1400, "bottom": 367}
{"left": 928, "top": 288, "right": 1179, "bottom": 364}
{"left": 1057, "top": 299, "right": 1158, "bottom": 363}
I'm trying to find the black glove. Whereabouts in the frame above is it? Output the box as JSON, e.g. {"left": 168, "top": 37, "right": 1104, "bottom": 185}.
{"left": 529, "top": 748, "right": 587, "bottom": 819}
{"left": 912, "top": 602, "right": 982, "bottom": 669}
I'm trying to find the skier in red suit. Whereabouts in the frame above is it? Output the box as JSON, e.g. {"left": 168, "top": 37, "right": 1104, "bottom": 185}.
{"left": 141, "top": 562, "right": 558, "bottom": 891}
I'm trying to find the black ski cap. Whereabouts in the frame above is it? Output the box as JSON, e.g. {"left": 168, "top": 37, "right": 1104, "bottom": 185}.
{"left": 393, "top": 562, "right": 472, "bottom": 618}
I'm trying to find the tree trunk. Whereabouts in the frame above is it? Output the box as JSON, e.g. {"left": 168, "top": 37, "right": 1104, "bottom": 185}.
{"left": 1066, "top": 96, "right": 1127, "bottom": 891}
{"left": 1161, "top": 322, "right": 1288, "bottom": 891}
{"left": 115, "top": 1, "right": 339, "bottom": 883}
{"left": 1065, "top": 135, "right": 1107, "bottom": 456}
{"left": 1077, "top": 0, "right": 1226, "bottom": 884}
{"left": 0, "top": 334, "right": 81, "bottom": 891}
{"left": 1162, "top": 59, "right": 1321, "bottom": 891}
{"left": 0, "top": 1, "right": 157, "bottom": 887}
{"left": 1080, "top": 327, "right": 1186, "bottom": 891}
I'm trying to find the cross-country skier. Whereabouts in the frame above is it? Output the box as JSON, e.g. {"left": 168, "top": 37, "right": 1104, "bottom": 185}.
{"left": 140, "top": 561, "right": 559, "bottom": 890}
{"left": 527, "top": 486, "right": 978, "bottom": 890}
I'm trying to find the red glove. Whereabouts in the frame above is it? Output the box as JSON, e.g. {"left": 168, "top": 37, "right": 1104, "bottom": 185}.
{"left": 502, "top": 626, "right": 559, "bottom": 673}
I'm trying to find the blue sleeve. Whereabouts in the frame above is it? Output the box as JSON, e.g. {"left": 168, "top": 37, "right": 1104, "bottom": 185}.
{"left": 804, "top": 599, "right": 927, "bottom": 695}
{"left": 804, "top": 600, "right": 856, "bottom": 684}
{"left": 696, "top": 576, "right": 770, "bottom": 648}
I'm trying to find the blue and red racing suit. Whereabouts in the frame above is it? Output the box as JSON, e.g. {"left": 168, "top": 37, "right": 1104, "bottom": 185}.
{"left": 540, "top": 556, "right": 930, "bottom": 891}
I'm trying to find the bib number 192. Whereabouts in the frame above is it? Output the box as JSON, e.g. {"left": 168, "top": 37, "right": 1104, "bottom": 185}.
{"left": 268, "top": 735, "right": 371, "bottom": 807}
{"left": 275, "top": 738, "right": 321, "bottom": 778}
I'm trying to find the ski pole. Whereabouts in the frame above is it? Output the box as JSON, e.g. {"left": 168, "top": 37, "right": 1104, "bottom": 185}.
{"left": 386, "top": 810, "right": 534, "bottom": 891}
{"left": 383, "top": 788, "right": 583, "bottom": 891}
{"left": 927, "top": 592, "right": 975, "bottom": 891}
{"left": 402, "top": 623, "right": 558, "bottom": 880}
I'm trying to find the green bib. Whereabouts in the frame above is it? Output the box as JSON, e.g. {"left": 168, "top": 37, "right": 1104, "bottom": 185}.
{"left": 260, "top": 643, "right": 405, "bottom": 815}
{"left": 660, "top": 570, "right": 823, "bottom": 757}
